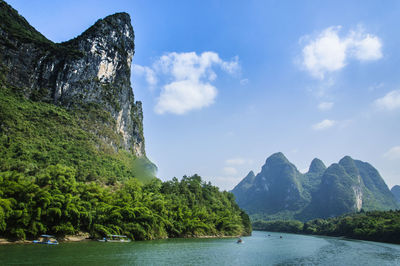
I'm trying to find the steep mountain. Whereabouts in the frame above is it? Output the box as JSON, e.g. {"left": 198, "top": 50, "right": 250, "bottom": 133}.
{"left": 232, "top": 170, "right": 256, "bottom": 205}
{"left": 233, "top": 153, "right": 399, "bottom": 221}
{"left": 0, "top": 1, "right": 251, "bottom": 241}
{"left": 0, "top": 0, "right": 155, "bottom": 184}
{"left": 300, "top": 158, "right": 326, "bottom": 198}
{"left": 0, "top": 0, "right": 144, "bottom": 156}
{"left": 353, "top": 159, "right": 398, "bottom": 209}
{"left": 392, "top": 185, "right": 400, "bottom": 202}
{"left": 232, "top": 152, "right": 309, "bottom": 219}
{"left": 301, "top": 161, "right": 363, "bottom": 219}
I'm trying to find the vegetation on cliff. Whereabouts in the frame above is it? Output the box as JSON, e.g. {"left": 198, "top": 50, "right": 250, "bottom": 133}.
{"left": 0, "top": 86, "right": 250, "bottom": 240}
{"left": 253, "top": 210, "right": 400, "bottom": 244}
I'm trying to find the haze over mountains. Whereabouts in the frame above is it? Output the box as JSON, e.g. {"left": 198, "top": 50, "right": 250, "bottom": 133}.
{"left": 391, "top": 185, "right": 400, "bottom": 203}
{"left": 232, "top": 152, "right": 399, "bottom": 221}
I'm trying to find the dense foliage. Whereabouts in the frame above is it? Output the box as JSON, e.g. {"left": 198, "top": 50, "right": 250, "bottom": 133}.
{"left": 0, "top": 85, "right": 154, "bottom": 185}
{"left": 253, "top": 210, "right": 400, "bottom": 244}
{"left": 0, "top": 86, "right": 251, "bottom": 240}
{"left": 0, "top": 171, "right": 250, "bottom": 240}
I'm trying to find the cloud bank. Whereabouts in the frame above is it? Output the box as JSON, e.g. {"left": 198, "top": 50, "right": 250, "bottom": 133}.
{"left": 301, "top": 26, "right": 382, "bottom": 79}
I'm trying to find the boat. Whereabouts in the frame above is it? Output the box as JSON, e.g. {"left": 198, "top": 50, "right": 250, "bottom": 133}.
{"left": 98, "top": 234, "right": 131, "bottom": 242}
{"left": 33, "top": 235, "right": 59, "bottom": 245}
{"left": 237, "top": 238, "right": 244, "bottom": 244}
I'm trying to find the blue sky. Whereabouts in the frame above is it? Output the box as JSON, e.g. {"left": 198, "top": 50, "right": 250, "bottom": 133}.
{"left": 8, "top": 0, "right": 400, "bottom": 190}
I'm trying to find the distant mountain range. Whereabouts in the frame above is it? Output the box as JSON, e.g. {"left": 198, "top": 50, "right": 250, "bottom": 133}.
{"left": 392, "top": 185, "right": 400, "bottom": 203}
{"left": 232, "top": 152, "right": 399, "bottom": 221}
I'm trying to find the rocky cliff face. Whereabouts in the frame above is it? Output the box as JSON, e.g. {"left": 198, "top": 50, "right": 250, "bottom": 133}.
{"left": 0, "top": 1, "right": 145, "bottom": 156}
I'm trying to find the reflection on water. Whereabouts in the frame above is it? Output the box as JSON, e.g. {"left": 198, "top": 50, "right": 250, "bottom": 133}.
{"left": 1, "top": 231, "right": 400, "bottom": 265}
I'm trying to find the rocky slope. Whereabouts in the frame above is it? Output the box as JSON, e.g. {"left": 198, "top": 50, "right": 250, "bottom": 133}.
{"left": 0, "top": 0, "right": 144, "bottom": 156}
{"left": 232, "top": 153, "right": 399, "bottom": 221}
{"left": 392, "top": 185, "right": 400, "bottom": 203}
{"left": 233, "top": 153, "right": 308, "bottom": 215}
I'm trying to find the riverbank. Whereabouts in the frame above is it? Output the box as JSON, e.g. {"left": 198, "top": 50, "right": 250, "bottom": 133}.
{"left": 1, "top": 231, "right": 400, "bottom": 265}
{"left": 253, "top": 210, "right": 400, "bottom": 245}
{"left": 0, "top": 233, "right": 245, "bottom": 245}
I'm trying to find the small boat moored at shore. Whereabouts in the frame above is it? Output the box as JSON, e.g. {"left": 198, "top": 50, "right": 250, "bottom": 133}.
{"left": 98, "top": 235, "right": 131, "bottom": 242}
{"left": 33, "top": 235, "right": 58, "bottom": 245}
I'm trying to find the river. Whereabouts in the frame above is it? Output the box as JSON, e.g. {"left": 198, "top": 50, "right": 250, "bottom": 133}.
{"left": 1, "top": 231, "right": 400, "bottom": 265}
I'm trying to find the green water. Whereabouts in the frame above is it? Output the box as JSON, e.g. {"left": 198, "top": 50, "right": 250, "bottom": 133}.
{"left": 1, "top": 231, "right": 400, "bottom": 265}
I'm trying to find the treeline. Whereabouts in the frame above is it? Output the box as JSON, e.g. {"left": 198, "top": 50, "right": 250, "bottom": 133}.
{"left": 253, "top": 210, "right": 400, "bottom": 244}
{"left": 0, "top": 172, "right": 251, "bottom": 240}
{"left": 0, "top": 86, "right": 251, "bottom": 240}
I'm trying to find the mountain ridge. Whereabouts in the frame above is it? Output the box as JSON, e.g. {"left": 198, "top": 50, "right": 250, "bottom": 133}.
{"left": 232, "top": 152, "right": 399, "bottom": 221}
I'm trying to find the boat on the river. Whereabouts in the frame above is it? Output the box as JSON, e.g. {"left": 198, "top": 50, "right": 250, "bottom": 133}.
{"left": 33, "top": 235, "right": 59, "bottom": 245}
{"left": 237, "top": 238, "right": 243, "bottom": 244}
{"left": 98, "top": 235, "right": 131, "bottom": 242}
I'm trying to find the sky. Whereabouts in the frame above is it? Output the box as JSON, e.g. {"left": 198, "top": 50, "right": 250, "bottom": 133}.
{"left": 7, "top": 0, "right": 400, "bottom": 191}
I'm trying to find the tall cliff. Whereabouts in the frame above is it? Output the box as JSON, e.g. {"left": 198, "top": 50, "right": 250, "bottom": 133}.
{"left": 0, "top": 0, "right": 144, "bottom": 156}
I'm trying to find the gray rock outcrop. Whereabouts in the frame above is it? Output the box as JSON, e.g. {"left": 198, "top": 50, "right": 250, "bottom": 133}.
{"left": 0, "top": 1, "right": 145, "bottom": 156}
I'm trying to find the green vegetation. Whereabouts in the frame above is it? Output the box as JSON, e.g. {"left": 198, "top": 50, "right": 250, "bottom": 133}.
{"left": 0, "top": 85, "right": 250, "bottom": 240}
{"left": 253, "top": 220, "right": 303, "bottom": 234}
{"left": 0, "top": 85, "right": 151, "bottom": 185}
{"left": 253, "top": 210, "right": 400, "bottom": 244}
{"left": 0, "top": 0, "right": 82, "bottom": 58}
{"left": 0, "top": 171, "right": 251, "bottom": 241}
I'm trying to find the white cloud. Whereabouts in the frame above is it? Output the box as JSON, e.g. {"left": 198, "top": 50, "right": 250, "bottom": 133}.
{"left": 300, "top": 26, "right": 382, "bottom": 79}
{"left": 312, "top": 119, "right": 336, "bottom": 130}
{"left": 132, "top": 64, "right": 157, "bottom": 87}
{"left": 240, "top": 78, "right": 249, "bottom": 85}
{"left": 152, "top": 51, "right": 239, "bottom": 114}
{"left": 384, "top": 146, "right": 400, "bottom": 160}
{"left": 155, "top": 80, "right": 217, "bottom": 115}
{"left": 318, "top": 101, "right": 334, "bottom": 111}
{"left": 222, "top": 167, "right": 238, "bottom": 175}
{"left": 350, "top": 32, "right": 382, "bottom": 61}
{"left": 374, "top": 90, "right": 400, "bottom": 111}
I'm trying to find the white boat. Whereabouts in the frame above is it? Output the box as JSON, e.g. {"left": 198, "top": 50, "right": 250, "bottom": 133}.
{"left": 98, "top": 234, "right": 131, "bottom": 242}
{"left": 33, "top": 235, "right": 59, "bottom": 245}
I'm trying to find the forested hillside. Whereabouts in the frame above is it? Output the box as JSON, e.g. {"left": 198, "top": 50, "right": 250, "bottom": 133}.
{"left": 0, "top": 1, "right": 251, "bottom": 241}
{"left": 253, "top": 210, "right": 400, "bottom": 244}
{"left": 0, "top": 50, "right": 250, "bottom": 243}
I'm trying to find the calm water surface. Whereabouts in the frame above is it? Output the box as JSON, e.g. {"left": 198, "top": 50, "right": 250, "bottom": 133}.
{"left": 1, "top": 231, "right": 400, "bottom": 265}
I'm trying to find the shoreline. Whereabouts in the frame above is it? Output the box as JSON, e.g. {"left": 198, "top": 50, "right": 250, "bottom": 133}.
{"left": 0, "top": 234, "right": 246, "bottom": 245}
{"left": 253, "top": 229, "right": 400, "bottom": 246}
